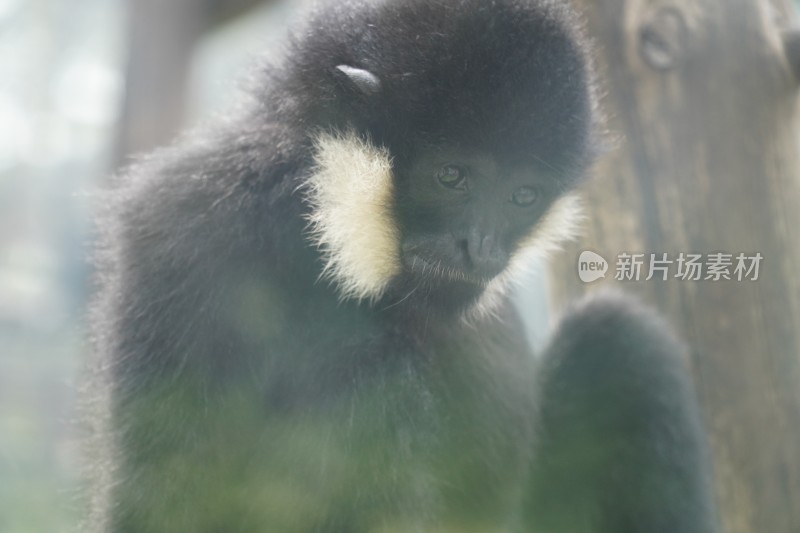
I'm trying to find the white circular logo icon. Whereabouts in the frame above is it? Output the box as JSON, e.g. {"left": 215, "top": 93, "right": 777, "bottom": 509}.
{"left": 578, "top": 251, "right": 608, "bottom": 283}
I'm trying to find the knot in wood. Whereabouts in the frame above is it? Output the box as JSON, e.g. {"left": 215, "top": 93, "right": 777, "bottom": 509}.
{"left": 639, "top": 7, "right": 688, "bottom": 71}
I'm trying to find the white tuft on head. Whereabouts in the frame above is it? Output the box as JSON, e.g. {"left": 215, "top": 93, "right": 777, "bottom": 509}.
{"left": 465, "top": 193, "right": 584, "bottom": 323}
{"left": 303, "top": 130, "right": 401, "bottom": 301}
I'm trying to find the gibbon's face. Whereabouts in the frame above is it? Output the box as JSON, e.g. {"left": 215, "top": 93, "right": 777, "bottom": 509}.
{"left": 304, "top": 130, "right": 582, "bottom": 317}
{"left": 294, "top": 1, "right": 595, "bottom": 316}
{"left": 396, "top": 145, "right": 564, "bottom": 284}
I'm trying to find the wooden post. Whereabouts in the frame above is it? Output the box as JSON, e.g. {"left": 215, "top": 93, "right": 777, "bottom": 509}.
{"left": 555, "top": 1, "right": 800, "bottom": 531}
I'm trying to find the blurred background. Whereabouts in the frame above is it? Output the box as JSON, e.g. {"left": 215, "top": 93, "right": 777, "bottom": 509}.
{"left": 0, "top": 1, "right": 310, "bottom": 531}
{"left": 1, "top": 0, "right": 799, "bottom": 532}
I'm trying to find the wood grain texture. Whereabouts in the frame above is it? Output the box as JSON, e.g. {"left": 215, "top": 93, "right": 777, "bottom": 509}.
{"left": 553, "top": 1, "right": 800, "bottom": 531}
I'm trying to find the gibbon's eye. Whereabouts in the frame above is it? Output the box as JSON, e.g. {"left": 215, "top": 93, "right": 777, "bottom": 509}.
{"left": 436, "top": 165, "right": 467, "bottom": 190}
{"left": 511, "top": 186, "right": 540, "bottom": 207}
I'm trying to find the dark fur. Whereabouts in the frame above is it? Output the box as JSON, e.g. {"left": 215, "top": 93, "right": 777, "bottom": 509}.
{"left": 88, "top": 0, "right": 718, "bottom": 531}
{"left": 525, "top": 293, "right": 719, "bottom": 532}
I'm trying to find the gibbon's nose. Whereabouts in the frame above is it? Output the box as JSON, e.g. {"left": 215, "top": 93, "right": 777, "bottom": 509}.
{"left": 462, "top": 230, "right": 507, "bottom": 279}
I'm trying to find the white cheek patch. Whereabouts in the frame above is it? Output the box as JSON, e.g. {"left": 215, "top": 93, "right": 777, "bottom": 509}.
{"left": 303, "top": 130, "right": 402, "bottom": 301}
{"left": 466, "top": 193, "right": 584, "bottom": 322}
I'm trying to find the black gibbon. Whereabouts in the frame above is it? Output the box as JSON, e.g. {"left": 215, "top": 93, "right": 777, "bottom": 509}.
{"left": 87, "top": 0, "right": 720, "bottom": 531}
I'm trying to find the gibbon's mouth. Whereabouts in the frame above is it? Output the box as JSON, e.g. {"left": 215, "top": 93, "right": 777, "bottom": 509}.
{"left": 402, "top": 252, "right": 494, "bottom": 287}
